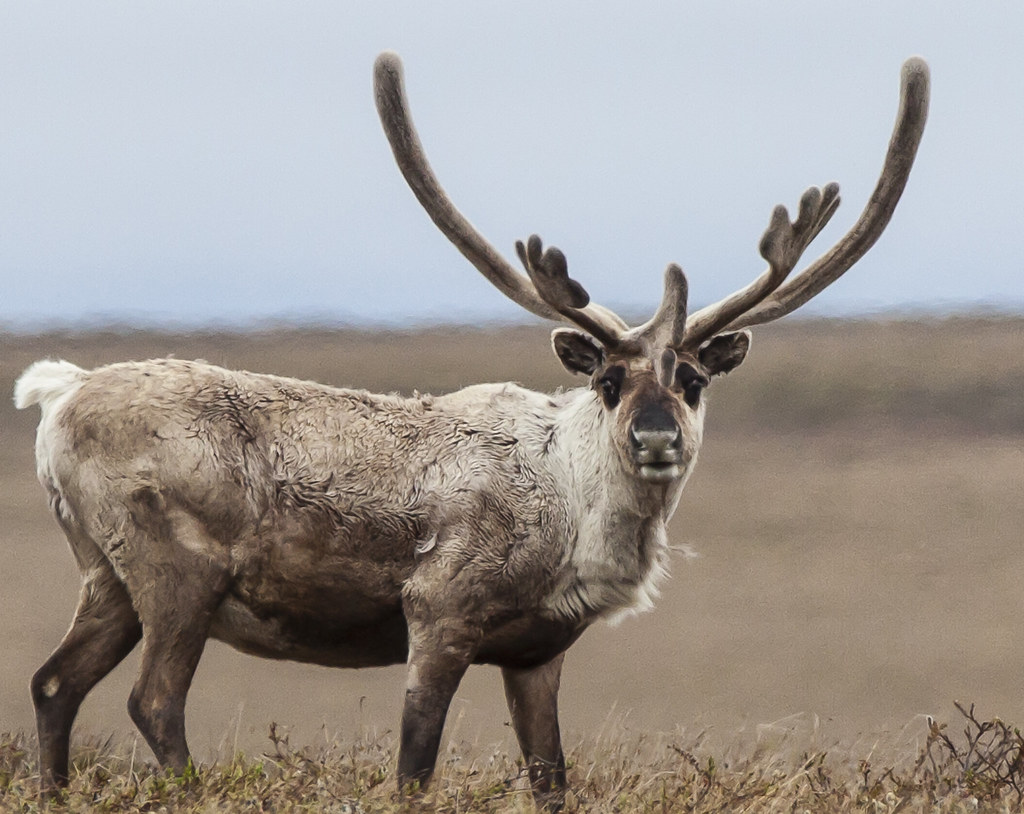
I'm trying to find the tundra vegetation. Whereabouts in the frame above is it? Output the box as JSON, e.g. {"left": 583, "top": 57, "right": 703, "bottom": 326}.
{"left": 3, "top": 703, "right": 1024, "bottom": 811}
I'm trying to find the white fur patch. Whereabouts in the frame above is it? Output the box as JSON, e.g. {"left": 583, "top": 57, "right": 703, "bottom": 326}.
{"left": 406, "top": 663, "right": 421, "bottom": 690}
{"left": 414, "top": 534, "right": 437, "bottom": 556}
{"left": 13, "top": 359, "right": 85, "bottom": 410}
{"left": 540, "top": 390, "right": 695, "bottom": 624}
{"left": 16, "top": 361, "right": 89, "bottom": 494}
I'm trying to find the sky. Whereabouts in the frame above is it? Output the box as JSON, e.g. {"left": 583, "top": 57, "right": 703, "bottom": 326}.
{"left": 1, "top": 2, "right": 1022, "bottom": 330}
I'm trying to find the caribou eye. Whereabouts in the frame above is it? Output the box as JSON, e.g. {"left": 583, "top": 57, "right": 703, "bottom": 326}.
{"left": 675, "top": 363, "right": 709, "bottom": 408}
{"left": 596, "top": 365, "right": 625, "bottom": 409}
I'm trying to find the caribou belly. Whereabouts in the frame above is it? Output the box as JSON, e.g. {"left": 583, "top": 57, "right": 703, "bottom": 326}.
{"left": 209, "top": 594, "right": 585, "bottom": 671}
{"left": 209, "top": 595, "right": 409, "bottom": 667}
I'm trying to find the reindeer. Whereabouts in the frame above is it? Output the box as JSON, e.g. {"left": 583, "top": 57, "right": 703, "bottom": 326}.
{"left": 15, "top": 52, "right": 928, "bottom": 805}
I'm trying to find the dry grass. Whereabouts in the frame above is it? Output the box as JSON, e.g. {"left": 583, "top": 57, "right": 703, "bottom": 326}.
{"left": 3, "top": 704, "right": 1024, "bottom": 811}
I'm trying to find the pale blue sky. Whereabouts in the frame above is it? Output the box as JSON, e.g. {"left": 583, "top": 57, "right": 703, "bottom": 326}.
{"left": 1, "top": 3, "right": 1022, "bottom": 329}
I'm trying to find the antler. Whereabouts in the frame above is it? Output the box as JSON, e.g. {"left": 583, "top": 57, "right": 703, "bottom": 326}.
{"left": 373, "top": 51, "right": 627, "bottom": 346}
{"left": 683, "top": 57, "right": 930, "bottom": 348}
{"left": 514, "top": 235, "right": 625, "bottom": 348}
{"left": 376, "top": 51, "right": 929, "bottom": 360}
{"left": 681, "top": 184, "right": 840, "bottom": 347}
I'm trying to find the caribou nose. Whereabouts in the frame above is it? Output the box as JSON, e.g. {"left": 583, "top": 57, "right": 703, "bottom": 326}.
{"left": 630, "top": 402, "right": 682, "bottom": 452}
{"left": 629, "top": 402, "right": 684, "bottom": 481}
{"left": 630, "top": 425, "right": 682, "bottom": 456}
{"left": 630, "top": 418, "right": 684, "bottom": 483}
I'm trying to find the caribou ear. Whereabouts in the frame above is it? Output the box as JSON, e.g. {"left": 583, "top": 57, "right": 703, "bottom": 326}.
{"left": 698, "top": 330, "right": 751, "bottom": 376}
{"left": 551, "top": 328, "right": 605, "bottom": 375}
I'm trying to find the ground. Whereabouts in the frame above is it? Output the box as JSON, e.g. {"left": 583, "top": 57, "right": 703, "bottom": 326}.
{"left": 1, "top": 317, "right": 1022, "bottom": 809}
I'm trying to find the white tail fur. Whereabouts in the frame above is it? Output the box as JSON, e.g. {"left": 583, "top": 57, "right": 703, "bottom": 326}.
{"left": 13, "top": 360, "right": 86, "bottom": 411}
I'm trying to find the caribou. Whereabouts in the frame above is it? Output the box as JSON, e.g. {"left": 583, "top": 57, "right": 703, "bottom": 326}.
{"left": 15, "top": 52, "right": 929, "bottom": 804}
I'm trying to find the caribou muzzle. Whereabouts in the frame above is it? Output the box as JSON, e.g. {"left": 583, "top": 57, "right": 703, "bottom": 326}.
{"left": 629, "top": 403, "right": 685, "bottom": 482}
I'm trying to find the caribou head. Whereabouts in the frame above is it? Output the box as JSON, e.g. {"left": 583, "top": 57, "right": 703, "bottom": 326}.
{"left": 374, "top": 52, "right": 929, "bottom": 486}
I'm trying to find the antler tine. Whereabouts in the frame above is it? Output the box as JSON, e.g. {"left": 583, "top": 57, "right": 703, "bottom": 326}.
{"left": 515, "top": 235, "right": 625, "bottom": 348}
{"left": 373, "top": 52, "right": 559, "bottom": 322}
{"left": 374, "top": 52, "right": 631, "bottom": 341}
{"left": 625, "top": 263, "right": 689, "bottom": 351}
{"left": 722, "top": 56, "right": 931, "bottom": 333}
{"left": 682, "top": 183, "right": 840, "bottom": 349}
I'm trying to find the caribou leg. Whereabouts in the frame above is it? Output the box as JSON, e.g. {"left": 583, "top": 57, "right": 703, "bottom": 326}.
{"left": 126, "top": 583, "right": 227, "bottom": 769}
{"left": 396, "top": 618, "right": 475, "bottom": 792}
{"left": 32, "top": 560, "right": 141, "bottom": 793}
{"left": 120, "top": 506, "right": 231, "bottom": 772}
{"left": 502, "top": 653, "right": 568, "bottom": 808}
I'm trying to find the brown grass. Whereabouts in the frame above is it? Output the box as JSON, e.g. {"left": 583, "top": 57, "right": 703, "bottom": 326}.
{"left": 4, "top": 703, "right": 1024, "bottom": 811}
{"left": 1, "top": 316, "right": 1022, "bottom": 809}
